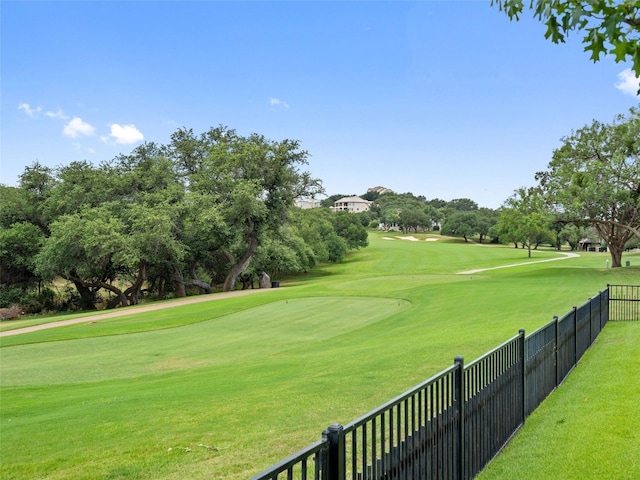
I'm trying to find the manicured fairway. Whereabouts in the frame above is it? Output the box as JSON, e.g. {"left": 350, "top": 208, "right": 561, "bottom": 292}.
{"left": 1, "top": 232, "right": 638, "bottom": 479}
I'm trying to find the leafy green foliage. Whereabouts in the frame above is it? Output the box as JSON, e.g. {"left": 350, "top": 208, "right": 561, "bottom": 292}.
{"left": 1, "top": 125, "right": 373, "bottom": 310}
{"left": 498, "top": 186, "right": 555, "bottom": 255}
{"left": 493, "top": 0, "right": 640, "bottom": 80}
{"left": 290, "top": 208, "right": 351, "bottom": 263}
{"left": 331, "top": 211, "right": 369, "bottom": 249}
{"left": 0, "top": 222, "right": 45, "bottom": 307}
{"left": 374, "top": 192, "right": 443, "bottom": 232}
{"left": 441, "top": 211, "right": 480, "bottom": 242}
{"left": 536, "top": 107, "right": 640, "bottom": 266}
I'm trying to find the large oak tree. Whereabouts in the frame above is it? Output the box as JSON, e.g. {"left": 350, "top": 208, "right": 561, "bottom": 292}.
{"left": 170, "top": 126, "right": 323, "bottom": 291}
{"left": 536, "top": 107, "right": 640, "bottom": 267}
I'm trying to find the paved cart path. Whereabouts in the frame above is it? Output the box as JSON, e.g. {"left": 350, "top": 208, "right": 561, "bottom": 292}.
{"left": 0, "top": 288, "right": 272, "bottom": 337}
{"left": 458, "top": 251, "right": 580, "bottom": 275}
{"left": 2, "top": 252, "right": 582, "bottom": 337}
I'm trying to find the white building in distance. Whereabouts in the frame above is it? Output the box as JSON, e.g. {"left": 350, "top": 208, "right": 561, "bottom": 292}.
{"left": 294, "top": 198, "right": 322, "bottom": 209}
{"left": 333, "top": 196, "right": 372, "bottom": 213}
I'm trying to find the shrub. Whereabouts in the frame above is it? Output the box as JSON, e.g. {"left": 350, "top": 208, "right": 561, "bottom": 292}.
{"left": 0, "top": 305, "right": 23, "bottom": 321}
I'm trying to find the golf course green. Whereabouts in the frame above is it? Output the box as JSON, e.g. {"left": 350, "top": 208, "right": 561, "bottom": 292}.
{"left": 1, "top": 232, "right": 638, "bottom": 479}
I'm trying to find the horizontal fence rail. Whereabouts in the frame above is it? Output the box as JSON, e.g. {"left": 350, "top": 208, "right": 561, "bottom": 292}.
{"left": 340, "top": 364, "right": 461, "bottom": 480}
{"left": 524, "top": 320, "right": 556, "bottom": 417}
{"left": 250, "top": 439, "right": 329, "bottom": 480}
{"left": 251, "top": 286, "right": 637, "bottom": 480}
{"left": 463, "top": 333, "right": 524, "bottom": 478}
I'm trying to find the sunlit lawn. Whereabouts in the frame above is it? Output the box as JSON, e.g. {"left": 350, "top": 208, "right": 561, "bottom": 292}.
{"left": 476, "top": 321, "right": 640, "bottom": 480}
{"left": 1, "top": 232, "right": 638, "bottom": 479}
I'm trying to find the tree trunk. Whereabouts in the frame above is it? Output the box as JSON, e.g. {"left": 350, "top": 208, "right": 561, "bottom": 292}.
{"left": 223, "top": 225, "right": 259, "bottom": 292}
{"left": 609, "top": 243, "right": 623, "bottom": 268}
{"left": 187, "top": 265, "right": 213, "bottom": 294}
{"left": 157, "top": 277, "right": 167, "bottom": 300}
{"left": 184, "top": 279, "right": 213, "bottom": 294}
{"left": 173, "top": 266, "right": 187, "bottom": 298}
{"left": 98, "top": 282, "right": 128, "bottom": 308}
{"left": 595, "top": 221, "right": 633, "bottom": 268}
{"left": 124, "top": 262, "right": 146, "bottom": 305}
{"left": 173, "top": 265, "right": 213, "bottom": 295}
{"left": 70, "top": 277, "right": 97, "bottom": 310}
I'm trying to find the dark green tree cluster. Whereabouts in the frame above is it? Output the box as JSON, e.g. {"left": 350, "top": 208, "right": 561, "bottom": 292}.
{"left": 364, "top": 192, "right": 499, "bottom": 242}
{"left": 374, "top": 193, "right": 439, "bottom": 233}
{"left": 496, "top": 187, "right": 554, "bottom": 256}
{"left": 0, "top": 126, "right": 369, "bottom": 311}
{"left": 496, "top": 106, "right": 640, "bottom": 267}
{"left": 439, "top": 200, "right": 500, "bottom": 243}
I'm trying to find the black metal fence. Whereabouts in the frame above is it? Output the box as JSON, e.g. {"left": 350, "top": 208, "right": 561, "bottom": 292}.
{"left": 608, "top": 284, "right": 640, "bottom": 321}
{"left": 250, "top": 286, "right": 637, "bottom": 480}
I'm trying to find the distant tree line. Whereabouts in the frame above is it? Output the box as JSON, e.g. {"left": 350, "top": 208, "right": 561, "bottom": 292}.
{"left": 0, "top": 126, "right": 368, "bottom": 312}
{"left": 323, "top": 192, "right": 502, "bottom": 244}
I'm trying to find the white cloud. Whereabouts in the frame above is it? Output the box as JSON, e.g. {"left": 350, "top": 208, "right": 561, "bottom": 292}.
{"left": 63, "top": 117, "right": 95, "bottom": 138}
{"left": 614, "top": 68, "right": 640, "bottom": 97}
{"left": 45, "top": 109, "right": 68, "bottom": 120}
{"left": 109, "top": 123, "right": 144, "bottom": 144}
{"left": 269, "top": 97, "right": 290, "bottom": 109}
{"left": 18, "top": 103, "right": 42, "bottom": 117}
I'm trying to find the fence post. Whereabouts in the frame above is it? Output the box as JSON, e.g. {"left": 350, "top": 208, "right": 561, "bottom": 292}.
{"left": 519, "top": 329, "right": 526, "bottom": 423}
{"left": 323, "top": 423, "right": 345, "bottom": 480}
{"left": 600, "top": 290, "right": 609, "bottom": 331}
{"left": 454, "top": 355, "right": 465, "bottom": 480}
{"left": 607, "top": 286, "right": 611, "bottom": 325}
{"left": 573, "top": 306, "right": 578, "bottom": 366}
{"left": 554, "top": 316, "right": 559, "bottom": 388}
{"left": 588, "top": 296, "right": 592, "bottom": 346}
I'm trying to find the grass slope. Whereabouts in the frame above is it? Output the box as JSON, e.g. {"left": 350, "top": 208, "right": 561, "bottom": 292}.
{"left": 477, "top": 322, "right": 640, "bottom": 480}
{"left": 1, "top": 232, "right": 638, "bottom": 479}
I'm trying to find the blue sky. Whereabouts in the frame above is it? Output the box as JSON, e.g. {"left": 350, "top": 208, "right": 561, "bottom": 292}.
{"left": 2, "top": 1, "right": 638, "bottom": 209}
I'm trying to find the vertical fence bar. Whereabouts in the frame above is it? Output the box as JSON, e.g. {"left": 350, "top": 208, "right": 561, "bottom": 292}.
{"left": 589, "top": 298, "right": 593, "bottom": 346}
{"left": 454, "top": 356, "right": 464, "bottom": 480}
{"left": 554, "top": 316, "right": 559, "bottom": 391}
{"left": 519, "top": 329, "right": 526, "bottom": 426}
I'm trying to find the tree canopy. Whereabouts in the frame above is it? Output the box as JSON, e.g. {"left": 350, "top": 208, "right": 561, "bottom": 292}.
{"left": 536, "top": 106, "right": 640, "bottom": 267}
{"left": 497, "top": 187, "right": 554, "bottom": 256}
{"left": 0, "top": 126, "right": 374, "bottom": 311}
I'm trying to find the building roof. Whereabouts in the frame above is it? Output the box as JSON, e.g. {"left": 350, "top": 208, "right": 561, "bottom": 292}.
{"left": 335, "top": 196, "right": 371, "bottom": 204}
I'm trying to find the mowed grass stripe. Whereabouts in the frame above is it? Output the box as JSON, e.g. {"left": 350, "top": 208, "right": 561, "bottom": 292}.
{"left": 0, "top": 297, "right": 410, "bottom": 386}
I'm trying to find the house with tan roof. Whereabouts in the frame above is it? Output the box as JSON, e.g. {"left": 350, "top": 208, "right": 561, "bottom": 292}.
{"left": 332, "top": 196, "right": 372, "bottom": 213}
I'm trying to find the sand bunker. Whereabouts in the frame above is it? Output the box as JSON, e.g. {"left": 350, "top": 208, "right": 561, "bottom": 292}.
{"left": 382, "top": 236, "right": 439, "bottom": 242}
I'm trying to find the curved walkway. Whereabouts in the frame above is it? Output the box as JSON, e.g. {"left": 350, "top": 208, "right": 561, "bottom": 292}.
{"left": 0, "top": 288, "right": 272, "bottom": 337}
{"left": 457, "top": 251, "right": 580, "bottom": 275}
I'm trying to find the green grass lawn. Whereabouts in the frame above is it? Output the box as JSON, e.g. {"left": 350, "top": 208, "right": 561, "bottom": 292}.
{"left": 1, "top": 232, "right": 638, "bottom": 479}
{"left": 476, "top": 321, "right": 640, "bottom": 480}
